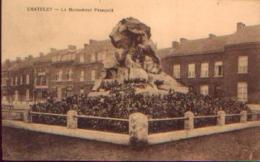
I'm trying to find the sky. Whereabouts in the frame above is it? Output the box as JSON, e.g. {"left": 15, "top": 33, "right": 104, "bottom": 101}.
{"left": 2, "top": 0, "right": 260, "bottom": 61}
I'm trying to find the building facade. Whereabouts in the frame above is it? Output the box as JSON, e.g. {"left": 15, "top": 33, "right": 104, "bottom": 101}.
{"left": 7, "top": 57, "right": 35, "bottom": 103}
{"left": 33, "top": 53, "right": 52, "bottom": 102}
{"left": 160, "top": 23, "right": 260, "bottom": 104}
{"left": 2, "top": 23, "right": 260, "bottom": 104}
{"left": 1, "top": 61, "right": 10, "bottom": 103}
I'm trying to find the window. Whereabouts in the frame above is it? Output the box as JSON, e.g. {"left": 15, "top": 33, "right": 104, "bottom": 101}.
{"left": 15, "top": 90, "right": 19, "bottom": 101}
{"left": 91, "top": 70, "right": 96, "bottom": 81}
{"left": 200, "top": 63, "right": 209, "bottom": 78}
{"left": 80, "top": 88, "right": 84, "bottom": 95}
{"left": 97, "top": 52, "right": 106, "bottom": 62}
{"left": 26, "top": 74, "right": 30, "bottom": 85}
{"left": 80, "top": 70, "right": 85, "bottom": 81}
{"left": 238, "top": 56, "right": 248, "bottom": 74}
{"left": 102, "top": 53, "right": 106, "bottom": 61}
{"left": 68, "top": 69, "right": 73, "bottom": 81}
{"left": 10, "top": 78, "right": 13, "bottom": 86}
{"left": 188, "top": 64, "right": 195, "bottom": 78}
{"left": 26, "top": 89, "right": 30, "bottom": 101}
{"left": 55, "top": 72, "right": 59, "bottom": 81}
{"left": 237, "top": 82, "right": 248, "bottom": 102}
{"left": 80, "top": 54, "right": 84, "bottom": 63}
{"left": 58, "top": 70, "right": 63, "bottom": 81}
{"left": 173, "top": 64, "right": 180, "bottom": 79}
{"left": 90, "top": 54, "right": 96, "bottom": 62}
{"left": 214, "top": 61, "right": 223, "bottom": 77}
{"left": 42, "top": 77, "right": 47, "bottom": 85}
{"left": 36, "top": 76, "right": 40, "bottom": 85}
{"left": 200, "top": 85, "right": 209, "bottom": 96}
{"left": 97, "top": 52, "right": 101, "bottom": 61}
{"left": 57, "top": 87, "right": 62, "bottom": 101}
{"left": 15, "top": 77, "right": 18, "bottom": 86}
{"left": 20, "top": 76, "right": 23, "bottom": 85}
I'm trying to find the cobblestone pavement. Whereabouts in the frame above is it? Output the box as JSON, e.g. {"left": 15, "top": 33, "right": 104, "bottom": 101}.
{"left": 2, "top": 127, "right": 260, "bottom": 160}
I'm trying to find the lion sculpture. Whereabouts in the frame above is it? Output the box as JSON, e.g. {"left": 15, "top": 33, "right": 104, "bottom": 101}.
{"left": 90, "top": 17, "right": 188, "bottom": 96}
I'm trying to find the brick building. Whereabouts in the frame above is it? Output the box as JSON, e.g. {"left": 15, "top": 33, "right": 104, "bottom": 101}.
{"left": 49, "top": 39, "right": 115, "bottom": 100}
{"left": 2, "top": 23, "right": 259, "bottom": 104}
{"left": 160, "top": 23, "right": 260, "bottom": 104}
{"left": 1, "top": 60, "right": 10, "bottom": 103}
{"left": 72, "top": 40, "right": 115, "bottom": 98}
{"left": 7, "top": 56, "right": 35, "bottom": 103}
{"left": 33, "top": 53, "right": 52, "bottom": 102}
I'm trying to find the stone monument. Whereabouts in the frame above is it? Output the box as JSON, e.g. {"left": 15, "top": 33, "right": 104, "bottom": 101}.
{"left": 88, "top": 17, "right": 188, "bottom": 96}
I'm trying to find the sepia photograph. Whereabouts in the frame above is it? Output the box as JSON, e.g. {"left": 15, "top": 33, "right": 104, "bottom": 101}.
{"left": 1, "top": 0, "right": 260, "bottom": 161}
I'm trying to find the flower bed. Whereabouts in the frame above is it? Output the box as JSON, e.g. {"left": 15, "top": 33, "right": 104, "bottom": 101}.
{"left": 31, "top": 90, "right": 250, "bottom": 133}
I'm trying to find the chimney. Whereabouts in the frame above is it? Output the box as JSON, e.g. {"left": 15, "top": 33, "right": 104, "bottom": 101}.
{"left": 89, "top": 39, "right": 97, "bottom": 44}
{"left": 68, "top": 45, "right": 76, "bottom": 50}
{"left": 180, "top": 38, "right": 188, "bottom": 43}
{"left": 16, "top": 57, "right": 21, "bottom": 63}
{"left": 172, "top": 41, "right": 179, "bottom": 48}
{"left": 4, "top": 59, "right": 10, "bottom": 65}
{"left": 39, "top": 52, "right": 44, "bottom": 57}
{"left": 84, "top": 43, "right": 89, "bottom": 49}
{"left": 28, "top": 55, "right": 33, "bottom": 59}
{"left": 237, "top": 22, "right": 246, "bottom": 32}
{"left": 50, "top": 48, "right": 57, "bottom": 53}
{"left": 209, "top": 33, "right": 216, "bottom": 38}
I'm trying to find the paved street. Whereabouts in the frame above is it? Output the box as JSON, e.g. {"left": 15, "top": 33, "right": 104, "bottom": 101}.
{"left": 2, "top": 127, "right": 260, "bottom": 160}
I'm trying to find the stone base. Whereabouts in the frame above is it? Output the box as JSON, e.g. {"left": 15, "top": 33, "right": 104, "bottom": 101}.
{"left": 88, "top": 84, "right": 173, "bottom": 97}
{"left": 148, "top": 72, "right": 189, "bottom": 94}
{"left": 89, "top": 68, "right": 188, "bottom": 97}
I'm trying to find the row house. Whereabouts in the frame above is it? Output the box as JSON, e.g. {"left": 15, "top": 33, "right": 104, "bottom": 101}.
{"left": 3, "top": 23, "right": 259, "bottom": 104}
{"left": 7, "top": 56, "right": 35, "bottom": 103}
{"left": 73, "top": 40, "right": 115, "bottom": 98}
{"left": 49, "top": 40, "right": 116, "bottom": 100}
{"left": 1, "top": 61, "right": 10, "bottom": 103}
{"left": 2, "top": 39, "right": 116, "bottom": 103}
{"left": 33, "top": 53, "right": 52, "bottom": 102}
{"left": 160, "top": 22, "right": 260, "bottom": 104}
{"left": 49, "top": 46, "right": 78, "bottom": 101}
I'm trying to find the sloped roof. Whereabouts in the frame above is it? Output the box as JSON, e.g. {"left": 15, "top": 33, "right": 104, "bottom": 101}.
{"left": 83, "top": 39, "right": 115, "bottom": 53}
{"left": 8, "top": 59, "right": 35, "bottom": 71}
{"left": 227, "top": 24, "right": 260, "bottom": 45}
{"left": 156, "top": 48, "right": 172, "bottom": 59}
{"left": 162, "top": 24, "right": 260, "bottom": 59}
{"left": 33, "top": 54, "right": 53, "bottom": 63}
{"left": 171, "top": 35, "right": 229, "bottom": 57}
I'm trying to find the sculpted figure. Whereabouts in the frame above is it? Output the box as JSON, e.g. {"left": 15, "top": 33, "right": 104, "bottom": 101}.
{"left": 90, "top": 17, "right": 188, "bottom": 95}
{"left": 109, "top": 17, "right": 161, "bottom": 74}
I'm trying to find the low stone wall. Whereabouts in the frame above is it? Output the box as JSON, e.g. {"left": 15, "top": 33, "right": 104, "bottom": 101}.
{"left": 2, "top": 109, "right": 260, "bottom": 146}
{"left": 148, "top": 121, "right": 260, "bottom": 145}
{"left": 2, "top": 120, "right": 130, "bottom": 145}
{"left": 2, "top": 119, "right": 260, "bottom": 146}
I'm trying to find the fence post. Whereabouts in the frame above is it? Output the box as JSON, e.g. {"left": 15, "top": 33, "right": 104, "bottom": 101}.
{"left": 184, "top": 111, "right": 194, "bottom": 130}
{"left": 129, "top": 112, "right": 148, "bottom": 146}
{"left": 240, "top": 110, "right": 247, "bottom": 123}
{"left": 67, "top": 110, "right": 78, "bottom": 129}
{"left": 23, "top": 108, "right": 32, "bottom": 123}
{"left": 217, "top": 111, "right": 226, "bottom": 126}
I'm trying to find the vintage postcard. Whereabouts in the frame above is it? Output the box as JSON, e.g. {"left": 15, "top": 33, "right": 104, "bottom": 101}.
{"left": 2, "top": 0, "right": 260, "bottom": 161}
